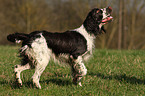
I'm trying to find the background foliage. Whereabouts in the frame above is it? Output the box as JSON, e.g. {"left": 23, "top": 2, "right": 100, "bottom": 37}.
{"left": 0, "top": 0, "right": 145, "bottom": 49}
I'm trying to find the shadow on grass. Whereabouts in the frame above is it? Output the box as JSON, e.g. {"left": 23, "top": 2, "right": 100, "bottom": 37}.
{"left": 0, "top": 79, "right": 25, "bottom": 89}
{"left": 3, "top": 78, "right": 72, "bottom": 89}
{"left": 10, "top": 80, "right": 35, "bottom": 89}
{"left": 88, "top": 72, "right": 145, "bottom": 85}
{"left": 43, "top": 78, "right": 72, "bottom": 86}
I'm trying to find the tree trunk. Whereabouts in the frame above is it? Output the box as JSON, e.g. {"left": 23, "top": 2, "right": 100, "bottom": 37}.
{"left": 118, "top": 0, "right": 123, "bottom": 49}
{"left": 123, "top": 0, "right": 127, "bottom": 49}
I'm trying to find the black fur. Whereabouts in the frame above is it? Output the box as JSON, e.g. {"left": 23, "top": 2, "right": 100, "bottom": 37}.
{"left": 42, "top": 31, "right": 87, "bottom": 59}
{"left": 7, "top": 33, "right": 29, "bottom": 43}
{"left": 106, "top": 6, "right": 112, "bottom": 15}
{"left": 83, "top": 8, "right": 103, "bottom": 35}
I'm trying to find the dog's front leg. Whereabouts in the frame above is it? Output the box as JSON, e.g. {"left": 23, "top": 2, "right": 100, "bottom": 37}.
{"left": 71, "top": 56, "right": 87, "bottom": 86}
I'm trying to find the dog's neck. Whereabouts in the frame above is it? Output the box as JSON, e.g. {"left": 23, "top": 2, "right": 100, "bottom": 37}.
{"left": 74, "top": 25, "right": 95, "bottom": 52}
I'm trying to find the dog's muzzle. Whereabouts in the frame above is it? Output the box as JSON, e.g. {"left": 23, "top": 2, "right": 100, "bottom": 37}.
{"left": 101, "top": 6, "right": 113, "bottom": 24}
{"left": 102, "top": 16, "right": 113, "bottom": 23}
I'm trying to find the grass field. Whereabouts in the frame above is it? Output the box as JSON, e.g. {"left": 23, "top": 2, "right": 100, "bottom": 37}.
{"left": 0, "top": 46, "right": 145, "bottom": 96}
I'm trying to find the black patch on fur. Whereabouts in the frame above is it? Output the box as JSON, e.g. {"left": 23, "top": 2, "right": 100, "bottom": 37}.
{"left": 21, "top": 55, "right": 29, "bottom": 65}
{"left": 15, "top": 72, "right": 18, "bottom": 75}
{"left": 106, "top": 7, "right": 112, "bottom": 15}
{"left": 19, "top": 50, "right": 35, "bottom": 68}
{"left": 42, "top": 31, "right": 87, "bottom": 59}
{"left": 7, "top": 33, "right": 29, "bottom": 43}
{"left": 83, "top": 8, "right": 103, "bottom": 35}
{"left": 21, "top": 32, "right": 41, "bottom": 48}
{"left": 15, "top": 65, "right": 18, "bottom": 68}
{"left": 16, "top": 78, "right": 19, "bottom": 80}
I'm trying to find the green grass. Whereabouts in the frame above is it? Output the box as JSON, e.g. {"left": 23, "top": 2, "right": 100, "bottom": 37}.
{"left": 0, "top": 46, "right": 145, "bottom": 96}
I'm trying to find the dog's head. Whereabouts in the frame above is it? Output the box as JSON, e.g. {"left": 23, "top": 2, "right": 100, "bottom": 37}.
{"left": 88, "top": 6, "right": 113, "bottom": 24}
{"left": 101, "top": 6, "right": 113, "bottom": 24}
{"left": 83, "top": 6, "right": 113, "bottom": 35}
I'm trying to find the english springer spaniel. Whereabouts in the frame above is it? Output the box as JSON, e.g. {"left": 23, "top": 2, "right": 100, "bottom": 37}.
{"left": 7, "top": 7, "right": 113, "bottom": 89}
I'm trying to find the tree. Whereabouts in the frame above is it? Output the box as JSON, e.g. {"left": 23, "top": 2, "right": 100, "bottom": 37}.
{"left": 118, "top": 0, "right": 123, "bottom": 49}
{"left": 0, "top": 0, "right": 145, "bottom": 49}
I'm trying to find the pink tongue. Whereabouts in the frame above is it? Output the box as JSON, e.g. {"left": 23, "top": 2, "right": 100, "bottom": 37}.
{"left": 102, "top": 17, "right": 113, "bottom": 22}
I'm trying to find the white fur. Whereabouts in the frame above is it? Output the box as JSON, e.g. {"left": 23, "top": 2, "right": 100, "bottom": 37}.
{"left": 101, "top": 8, "right": 108, "bottom": 19}
{"left": 74, "top": 25, "right": 95, "bottom": 53}
{"left": 101, "top": 8, "right": 112, "bottom": 20}
{"left": 27, "top": 33, "right": 52, "bottom": 89}
{"left": 15, "top": 39, "right": 21, "bottom": 43}
{"left": 74, "top": 25, "right": 95, "bottom": 60}
{"left": 14, "top": 63, "right": 31, "bottom": 86}
{"left": 74, "top": 56, "right": 87, "bottom": 76}
{"left": 21, "top": 34, "right": 52, "bottom": 66}
{"left": 99, "top": 23, "right": 105, "bottom": 29}
{"left": 17, "top": 33, "right": 52, "bottom": 89}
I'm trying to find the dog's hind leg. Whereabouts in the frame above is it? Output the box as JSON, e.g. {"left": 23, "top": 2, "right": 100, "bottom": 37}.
{"left": 14, "top": 63, "right": 31, "bottom": 86}
{"left": 32, "top": 58, "right": 50, "bottom": 89}
{"left": 26, "top": 34, "right": 51, "bottom": 89}
{"left": 31, "top": 49, "right": 51, "bottom": 89}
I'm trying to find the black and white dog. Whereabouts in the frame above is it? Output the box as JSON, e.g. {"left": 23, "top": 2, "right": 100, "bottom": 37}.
{"left": 7, "top": 7, "right": 113, "bottom": 89}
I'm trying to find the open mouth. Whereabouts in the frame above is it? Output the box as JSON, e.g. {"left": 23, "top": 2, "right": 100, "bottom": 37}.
{"left": 101, "top": 6, "right": 113, "bottom": 24}
{"left": 102, "top": 16, "right": 113, "bottom": 23}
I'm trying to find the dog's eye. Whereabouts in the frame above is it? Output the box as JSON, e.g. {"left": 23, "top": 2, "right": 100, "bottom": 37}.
{"left": 96, "top": 9, "right": 102, "bottom": 14}
{"left": 96, "top": 10, "right": 100, "bottom": 14}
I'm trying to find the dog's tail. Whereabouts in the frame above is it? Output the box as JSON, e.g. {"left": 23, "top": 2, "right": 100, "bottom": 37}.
{"left": 7, "top": 33, "right": 29, "bottom": 43}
